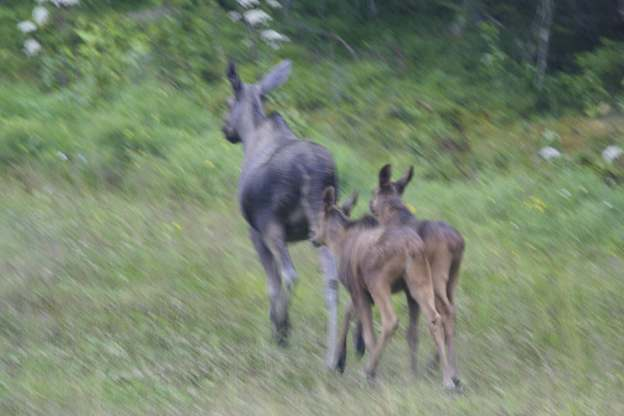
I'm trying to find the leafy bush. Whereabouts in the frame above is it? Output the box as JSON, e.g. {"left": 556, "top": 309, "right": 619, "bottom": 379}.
{"left": 477, "top": 22, "right": 507, "bottom": 81}
{"left": 544, "top": 71, "right": 608, "bottom": 114}
{"left": 0, "top": 119, "right": 47, "bottom": 166}
{"left": 73, "top": 16, "right": 149, "bottom": 93}
{"left": 0, "top": 118, "right": 77, "bottom": 167}
{"left": 150, "top": 2, "right": 233, "bottom": 88}
{"left": 544, "top": 39, "right": 624, "bottom": 113}
{"left": 0, "top": 7, "right": 31, "bottom": 79}
{"left": 576, "top": 39, "right": 624, "bottom": 95}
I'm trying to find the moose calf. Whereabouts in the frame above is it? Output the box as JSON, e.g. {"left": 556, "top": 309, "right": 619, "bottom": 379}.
{"left": 311, "top": 187, "right": 455, "bottom": 389}
{"left": 370, "top": 164, "right": 464, "bottom": 389}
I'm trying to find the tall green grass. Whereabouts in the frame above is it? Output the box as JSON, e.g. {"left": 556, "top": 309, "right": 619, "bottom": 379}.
{"left": 1, "top": 162, "right": 623, "bottom": 414}
{"left": 1, "top": 24, "right": 623, "bottom": 413}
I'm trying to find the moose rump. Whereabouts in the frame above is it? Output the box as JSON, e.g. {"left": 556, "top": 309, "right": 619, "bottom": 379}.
{"left": 239, "top": 141, "right": 337, "bottom": 243}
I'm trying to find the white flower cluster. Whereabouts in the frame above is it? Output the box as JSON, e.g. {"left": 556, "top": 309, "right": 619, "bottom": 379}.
{"left": 18, "top": 21, "right": 37, "bottom": 34}
{"left": 237, "top": 0, "right": 260, "bottom": 8}
{"left": 244, "top": 9, "right": 272, "bottom": 26}
{"left": 24, "top": 38, "right": 42, "bottom": 57}
{"left": 230, "top": 1, "right": 290, "bottom": 50}
{"left": 17, "top": 0, "right": 79, "bottom": 57}
{"left": 602, "top": 145, "right": 623, "bottom": 164}
{"left": 49, "top": 0, "right": 80, "bottom": 6}
{"left": 538, "top": 146, "right": 561, "bottom": 161}
{"left": 228, "top": 11, "right": 242, "bottom": 22}
{"left": 266, "top": 0, "right": 282, "bottom": 8}
{"left": 33, "top": 6, "right": 49, "bottom": 25}
{"left": 261, "top": 29, "right": 289, "bottom": 49}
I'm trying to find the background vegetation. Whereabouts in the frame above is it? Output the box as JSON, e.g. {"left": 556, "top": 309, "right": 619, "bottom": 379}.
{"left": 1, "top": 0, "right": 623, "bottom": 414}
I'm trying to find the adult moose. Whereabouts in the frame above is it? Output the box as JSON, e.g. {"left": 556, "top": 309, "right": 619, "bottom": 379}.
{"left": 222, "top": 60, "right": 340, "bottom": 368}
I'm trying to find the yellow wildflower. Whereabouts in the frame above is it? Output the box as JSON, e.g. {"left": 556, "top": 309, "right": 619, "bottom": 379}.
{"left": 524, "top": 195, "right": 546, "bottom": 213}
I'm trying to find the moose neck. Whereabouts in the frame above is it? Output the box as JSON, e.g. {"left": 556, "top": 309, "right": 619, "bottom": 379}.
{"left": 327, "top": 231, "right": 348, "bottom": 259}
{"left": 327, "top": 214, "right": 375, "bottom": 257}
{"left": 240, "top": 112, "right": 293, "bottom": 164}
{"left": 379, "top": 197, "right": 417, "bottom": 225}
{"left": 325, "top": 215, "right": 349, "bottom": 257}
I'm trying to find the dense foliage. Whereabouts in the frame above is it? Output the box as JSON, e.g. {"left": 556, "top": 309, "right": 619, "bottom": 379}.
{"left": 1, "top": 0, "right": 623, "bottom": 184}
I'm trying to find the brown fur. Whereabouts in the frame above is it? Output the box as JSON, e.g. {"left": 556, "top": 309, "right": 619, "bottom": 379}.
{"left": 370, "top": 164, "right": 465, "bottom": 387}
{"left": 311, "top": 187, "right": 455, "bottom": 389}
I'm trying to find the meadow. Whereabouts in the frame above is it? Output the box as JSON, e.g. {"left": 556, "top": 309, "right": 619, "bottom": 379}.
{"left": 1, "top": 1, "right": 624, "bottom": 414}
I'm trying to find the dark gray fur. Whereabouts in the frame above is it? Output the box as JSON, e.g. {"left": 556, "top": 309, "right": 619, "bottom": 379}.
{"left": 223, "top": 60, "right": 341, "bottom": 367}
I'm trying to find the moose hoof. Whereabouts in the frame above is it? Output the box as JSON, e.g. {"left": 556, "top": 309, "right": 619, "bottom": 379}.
{"left": 354, "top": 333, "right": 366, "bottom": 357}
{"left": 284, "top": 277, "right": 298, "bottom": 294}
{"left": 364, "top": 369, "right": 377, "bottom": 386}
{"left": 272, "top": 320, "right": 290, "bottom": 347}
{"left": 335, "top": 352, "right": 347, "bottom": 374}
{"left": 443, "top": 378, "right": 463, "bottom": 394}
{"left": 273, "top": 332, "right": 288, "bottom": 347}
{"left": 452, "top": 377, "right": 464, "bottom": 394}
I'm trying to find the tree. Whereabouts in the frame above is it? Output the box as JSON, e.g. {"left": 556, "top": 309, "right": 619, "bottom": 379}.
{"left": 534, "top": 0, "right": 555, "bottom": 90}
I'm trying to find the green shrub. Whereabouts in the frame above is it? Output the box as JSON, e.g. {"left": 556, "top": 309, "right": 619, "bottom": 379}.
{"left": 576, "top": 39, "right": 624, "bottom": 95}
{"left": 544, "top": 71, "right": 609, "bottom": 114}
{"left": 543, "top": 39, "right": 624, "bottom": 113}
{"left": 73, "top": 16, "right": 149, "bottom": 93}
{"left": 477, "top": 22, "right": 508, "bottom": 82}
{"left": 0, "top": 117, "right": 78, "bottom": 168}
{"left": 150, "top": 2, "right": 232, "bottom": 88}
{"left": 0, "top": 119, "right": 48, "bottom": 166}
{"left": 0, "top": 7, "right": 31, "bottom": 80}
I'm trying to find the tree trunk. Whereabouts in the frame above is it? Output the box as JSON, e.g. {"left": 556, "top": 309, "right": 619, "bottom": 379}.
{"left": 534, "top": 0, "right": 555, "bottom": 90}
{"left": 451, "top": 0, "right": 480, "bottom": 36}
{"left": 368, "top": 0, "right": 378, "bottom": 18}
{"left": 284, "top": 0, "right": 294, "bottom": 16}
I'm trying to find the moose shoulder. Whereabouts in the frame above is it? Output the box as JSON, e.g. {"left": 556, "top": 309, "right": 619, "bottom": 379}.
{"left": 222, "top": 60, "right": 341, "bottom": 368}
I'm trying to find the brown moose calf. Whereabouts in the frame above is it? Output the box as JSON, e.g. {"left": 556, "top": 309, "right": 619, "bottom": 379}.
{"left": 311, "top": 187, "right": 456, "bottom": 389}
{"left": 370, "top": 164, "right": 465, "bottom": 389}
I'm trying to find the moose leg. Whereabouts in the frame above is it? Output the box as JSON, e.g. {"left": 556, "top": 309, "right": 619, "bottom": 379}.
{"left": 250, "top": 229, "right": 289, "bottom": 346}
{"left": 405, "top": 255, "right": 455, "bottom": 390}
{"left": 436, "top": 292, "right": 459, "bottom": 386}
{"left": 319, "top": 246, "right": 340, "bottom": 369}
{"left": 416, "top": 296, "right": 453, "bottom": 390}
{"left": 445, "top": 302, "right": 459, "bottom": 387}
{"left": 354, "top": 294, "right": 376, "bottom": 381}
{"left": 263, "top": 223, "right": 298, "bottom": 291}
{"left": 427, "top": 350, "right": 440, "bottom": 375}
{"left": 365, "top": 283, "right": 398, "bottom": 381}
{"left": 406, "top": 291, "right": 421, "bottom": 377}
{"left": 447, "top": 252, "right": 463, "bottom": 386}
{"left": 335, "top": 299, "right": 354, "bottom": 373}
{"left": 432, "top": 254, "right": 460, "bottom": 386}
{"left": 353, "top": 321, "right": 366, "bottom": 357}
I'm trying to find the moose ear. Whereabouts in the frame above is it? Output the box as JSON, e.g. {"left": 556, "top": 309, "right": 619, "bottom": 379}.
{"left": 227, "top": 61, "right": 242, "bottom": 94}
{"left": 394, "top": 166, "right": 414, "bottom": 195}
{"left": 259, "top": 60, "right": 292, "bottom": 96}
{"left": 322, "top": 186, "right": 336, "bottom": 211}
{"left": 340, "top": 191, "right": 359, "bottom": 217}
{"left": 378, "top": 164, "right": 392, "bottom": 188}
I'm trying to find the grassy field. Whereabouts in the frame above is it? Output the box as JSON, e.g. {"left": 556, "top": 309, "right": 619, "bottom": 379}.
{"left": 1, "top": 5, "right": 623, "bottom": 410}
{"left": 1, "top": 146, "right": 623, "bottom": 414}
